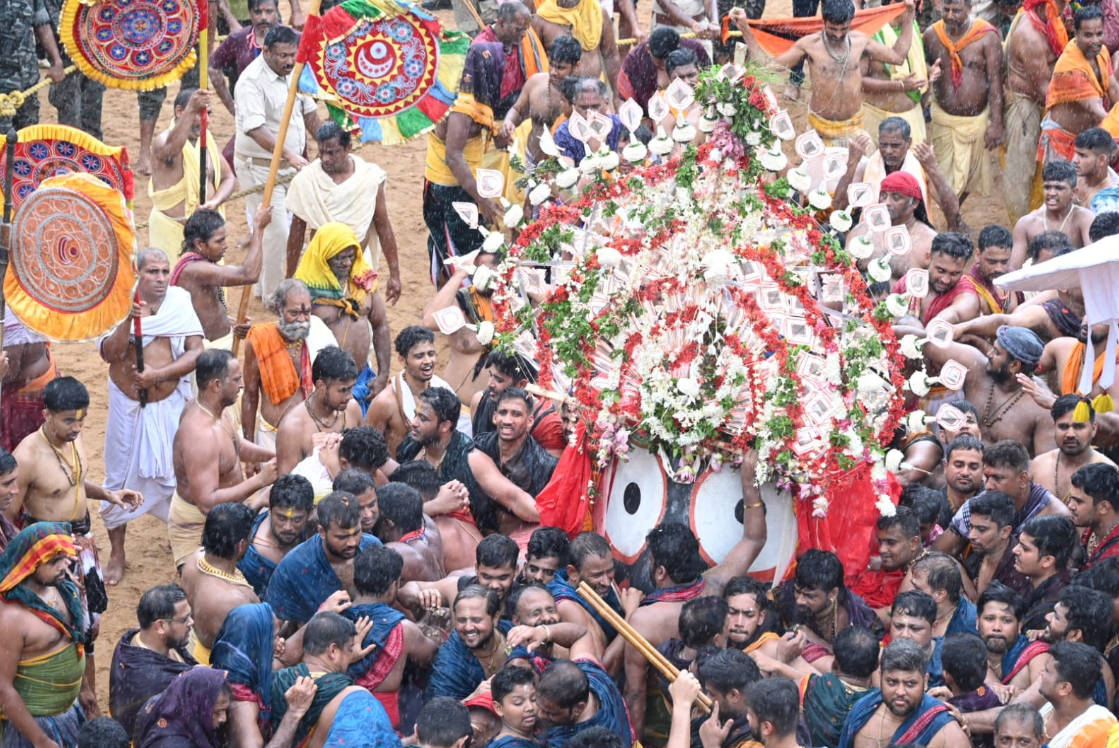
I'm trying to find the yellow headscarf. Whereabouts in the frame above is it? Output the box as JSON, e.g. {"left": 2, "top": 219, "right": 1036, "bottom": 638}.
{"left": 293, "top": 222, "right": 378, "bottom": 316}
{"left": 535, "top": 0, "right": 604, "bottom": 51}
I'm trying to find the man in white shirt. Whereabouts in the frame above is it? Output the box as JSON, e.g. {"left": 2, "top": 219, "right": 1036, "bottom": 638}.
{"left": 234, "top": 24, "right": 321, "bottom": 299}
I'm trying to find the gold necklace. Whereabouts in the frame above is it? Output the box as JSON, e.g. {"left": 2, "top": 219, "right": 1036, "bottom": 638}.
{"left": 305, "top": 394, "right": 341, "bottom": 432}
{"left": 198, "top": 555, "right": 253, "bottom": 588}
{"left": 197, "top": 401, "right": 223, "bottom": 422}
{"left": 40, "top": 427, "right": 80, "bottom": 487}
{"left": 472, "top": 632, "right": 507, "bottom": 676}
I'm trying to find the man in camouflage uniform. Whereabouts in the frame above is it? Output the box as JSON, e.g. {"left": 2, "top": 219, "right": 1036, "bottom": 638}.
{"left": 0, "top": 0, "right": 65, "bottom": 133}
{"left": 43, "top": 0, "right": 104, "bottom": 140}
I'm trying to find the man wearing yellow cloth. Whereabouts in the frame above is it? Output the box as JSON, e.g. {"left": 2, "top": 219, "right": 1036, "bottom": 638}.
{"left": 423, "top": 43, "right": 507, "bottom": 288}
{"left": 924, "top": 0, "right": 1004, "bottom": 202}
{"left": 286, "top": 123, "right": 399, "bottom": 400}
{"left": 533, "top": 0, "right": 621, "bottom": 89}
{"left": 1004, "top": 0, "right": 1067, "bottom": 223}
{"left": 731, "top": 0, "right": 918, "bottom": 148}
{"left": 148, "top": 89, "right": 235, "bottom": 260}
{"left": 292, "top": 223, "right": 384, "bottom": 412}
{"left": 0, "top": 523, "right": 89, "bottom": 748}
{"left": 863, "top": 16, "right": 931, "bottom": 146}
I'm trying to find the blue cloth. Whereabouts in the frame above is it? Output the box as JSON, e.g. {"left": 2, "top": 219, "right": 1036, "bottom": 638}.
{"left": 344, "top": 602, "right": 406, "bottom": 683}
{"left": 0, "top": 703, "right": 84, "bottom": 748}
{"left": 265, "top": 534, "right": 381, "bottom": 624}
{"left": 837, "top": 692, "right": 954, "bottom": 748}
{"left": 928, "top": 638, "right": 945, "bottom": 688}
{"left": 1091, "top": 186, "right": 1119, "bottom": 215}
{"left": 540, "top": 660, "right": 634, "bottom": 748}
{"left": 352, "top": 364, "right": 377, "bottom": 418}
{"left": 211, "top": 603, "right": 275, "bottom": 722}
{"left": 548, "top": 570, "right": 624, "bottom": 643}
{"left": 489, "top": 738, "right": 543, "bottom": 748}
{"left": 323, "top": 690, "right": 401, "bottom": 748}
{"left": 237, "top": 511, "right": 276, "bottom": 597}
{"left": 946, "top": 598, "right": 978, "bottom": 636}
{"left": 424, "top": 619, "right": 514, "bottom": 701}
{"left": 553, "top": 115, "right": 624, "bottom": 165}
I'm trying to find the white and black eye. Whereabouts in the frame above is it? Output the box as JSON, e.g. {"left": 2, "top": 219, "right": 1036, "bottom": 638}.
{"left": 603, "top": 449, "right": 668, "bottom": 564}
{"left": 688, "top": 472, "right": 799, "bottom": 583}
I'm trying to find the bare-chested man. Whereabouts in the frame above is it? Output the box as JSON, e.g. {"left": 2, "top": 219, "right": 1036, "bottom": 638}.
{"left": 99, "top": 248, "right": 204, "bottom": 585}
{"left": 367, "top": 326, "right": 452, "bottom": 458}
{"left": 286, "top": 122, "right": 400, "bottom": 396}
{"left": 532, "top": 0, "right": 622, "bottom": 94}
{"left": 861, "top": 8, "right": 935, "bottom": 146}
{"left": 276, "top": 345, "right": 363, "bottom": 476}
{"left": 237, "top": 473, "right": 314, "bottom": 597}
{"left": 897, "top": 232, "right": 981, "bottom": 325}
{"left": 1005, "top": 0, "right": 1066, "bottom": 222}
{"left": 500, "top": 35, "right": 583, "bottom": 166}
{"left": 1039, "top": 7, "right": 1119, "bottom": 174}
{"left": 7, "top": 378, "right": 141, "bottom": 713}
{"left": 900, "top": 323, "right": 1055, "bottom": 455}
{"left": 242, "top": 279, "right": 338, "bottom": 451}
{"left": 849, "top": 170, "right": 939, "bottom": 281}
{"left": 0, "top": 524, "right": 92, "bottom": 747}
{"left": 1029, "top": 394, "right": 1116, "bottom": 502}
{"left": 347, "top": 545, "right": 441, "bottom": 731}
{"left": 834, "top": 122, "right": 960, "bottom": 231}
{"left": 179, "top": 503, "right": 260, "bottom": 665}
{"left": 1011, "top": 161, "right": 1094, "bottom": 269}
{"left": 422, "top": 253, "right": 500, "bottom": 408}
{"left": 148, "top": 88, "right": 235, "bottom": 259}
{"left": 732, "top": 0, "right": 917, "bottom": 146}
{"left": 624, "top": 454, "right": 770, "bottom": 738}
{"left": 370, "top": 483, "right": 445, "bottom": 582}
{"left": 169, "top": 349, "right": 278, "bottom": 568}
{"left": 171, "top": 206, "right": 269, "bottom": 345}
{"left": 924, "top": 0, "right": 1004, "bottom": 202}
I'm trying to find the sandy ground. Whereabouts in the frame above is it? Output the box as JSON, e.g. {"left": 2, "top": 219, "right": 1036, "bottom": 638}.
{"left": 30, "top": 0, "right": 1011, "bottom": 712}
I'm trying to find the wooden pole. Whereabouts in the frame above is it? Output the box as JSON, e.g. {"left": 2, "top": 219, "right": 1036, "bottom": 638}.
{"left": 198, "top": 0, "right": 210, "bottom": 205}
{"left": 576, "top": 582, "right": 713, "bottom": 713}
{"left": 231, "top": 0, "right": 323, "bottom": 356}
{"left": 0, "top": 130, "right": 18, "bottom": 406}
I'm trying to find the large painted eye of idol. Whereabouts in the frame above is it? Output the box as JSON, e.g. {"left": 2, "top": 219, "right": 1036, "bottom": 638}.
{"left": 600, "top": 448, "right": 797, "bottom": 590}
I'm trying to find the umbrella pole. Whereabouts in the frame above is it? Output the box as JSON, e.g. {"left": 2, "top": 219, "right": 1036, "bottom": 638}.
{"left": 198, "top": 0, "right": 210, "bottom": 206}
{"left": 231, "top": 0, "right": 323, "bottom": 357}
{"left": 0, "top": 129, "right": 18, "bottom": 407}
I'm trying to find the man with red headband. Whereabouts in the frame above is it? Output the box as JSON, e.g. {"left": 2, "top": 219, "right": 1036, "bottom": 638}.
{"left": 850, "top": 170, "right": 939, "bottom": 283}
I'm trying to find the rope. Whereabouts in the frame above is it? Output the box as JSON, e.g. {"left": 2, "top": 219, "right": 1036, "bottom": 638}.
{"left": 615, "top": 30, "right": 742, "bottom": 44}
{"left": 0, "top": 66, "right": 78, "bottom": 118}
{"left": 132, "top": 170, "right": 296, "bottom": 231}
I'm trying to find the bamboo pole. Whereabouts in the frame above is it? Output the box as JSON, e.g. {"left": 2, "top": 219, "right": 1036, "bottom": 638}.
{"left": 576, "top": 581, "right": 713, "bottom": 713}
{"left": 231, "top": 0, "right": 323, "bottom": 356}
{"left": 198, "top": 0, "right": 211, "bottom": 205}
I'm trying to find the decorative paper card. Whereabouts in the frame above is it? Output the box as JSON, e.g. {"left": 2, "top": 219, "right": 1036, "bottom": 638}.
{"left": 475, "top": 169, "right": 504, "bottom": 198}
{"left": 905, "top": 268, "right": 929, "bottom": 298}
{"left": 433, "top": 306, "right": 466, "bottom": 335}
{"left": 452, "top": 202, "right": 478, "bottom": 229}
{"left": 926, "top": 319, "right": 954, "bottom": 348}
{"left": 939, "top": 359, "right": 968, "bottom": 391}
{"left": 796, "top": 131, "right": 824, "bottom": 160}
{"left": 864, "top": 204, "right": 890, "bottom": 232}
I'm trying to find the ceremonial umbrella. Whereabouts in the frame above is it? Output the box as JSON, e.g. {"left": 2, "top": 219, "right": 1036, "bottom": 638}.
{"left": 297, "top": 0, "right": 470, "bottom": 144}
{"left": 4, "top": 172, "right": 137, "bottom": 341}
{"left": 0, "top": 124, "right": 133, "bottom": 214}
{"left": 60, "top": 0, "right": 200, "bottom": 90}
{"left": 996, "top": 240, "right": 1119, "bottom": 394}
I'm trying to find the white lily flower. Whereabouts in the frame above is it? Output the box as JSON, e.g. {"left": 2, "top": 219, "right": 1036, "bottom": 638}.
{"left": 555, "top": 168, "right": 580, "bottom": 189}
{"left": 900, "top": 334, "right": 925, "bottom": 359}
{"left": 600, "top": 149, "right": 620, "bottom": 171}
{"left": 503, "top": 204, "right": 524, "bottom": 228}
{"left": 528, "top": 182, "right": 552, "bottom": 206}
{"left": 482, "top": 232, "right": 504, "bottom": 254}
{"left": 787, "top": 167, "right": 811, "bottom": 193}
{"left": 906, "top": 410, "right": 931, "bottom": 433}
{"left": 885, "top": 449, "right": 905, "bottom": 472}
{"left": 597, "top": 246, "right": 622, "bottom": 267}
{"left": 808, "top": 187, "right": 832, "bottom": 211}
{"left": 745, "top": 131, "right": 761, "bottom": 146}
{"left": 475, "top": 320, "right": 495, "bottom": 345}
{"left": 624, "top": 141, "right": 648, "bottom": 163}
{"left": 830, "top": 209, "right": 853, "bottom": 232}
{"left": 907, "top": 371, "right": 931, "bottom": 397}
{"left": 868, "top": 257, "right": 892, "bottom": 282}
{"left": 848, "top": 235, "right": 874, "bottom": 260}
{"left": 472, "top": 264, "right": 496, "bottom": 291}
{"left": 677, "top": 377, "right": 701, "bottom": 397}
{"left": 885, "top": 293, "right": 910, "bottom": 318}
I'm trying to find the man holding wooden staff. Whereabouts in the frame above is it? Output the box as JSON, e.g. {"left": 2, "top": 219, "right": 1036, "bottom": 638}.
{"left": 233, "top": 24, "right": 320, "bottom": 299}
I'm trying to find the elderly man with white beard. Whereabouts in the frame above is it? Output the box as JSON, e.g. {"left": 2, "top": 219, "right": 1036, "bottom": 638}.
{"left": 242, "top": 279, "right": 338, "bottom": 450}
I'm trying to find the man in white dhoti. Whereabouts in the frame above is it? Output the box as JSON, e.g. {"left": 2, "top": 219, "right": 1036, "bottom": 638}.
{"left": 286, "top": 122, "right": 401, "bottom": 400}
{"left": 98, "top": 248, "right": 204, "bottom": 585}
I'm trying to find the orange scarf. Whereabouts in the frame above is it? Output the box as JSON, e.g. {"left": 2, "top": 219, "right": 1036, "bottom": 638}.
{"left": 1061, "top": 340, "right": 1119, "bottom": 394}
{"left": 1022, "top": 0, "right": 1070, "bottom": 57}
{"left": 932, "top": 19, "right": 998, "bottom": 88}
{"left": 245, "top": 323, "right": 313, "bottom": 405}
{"left": 1047, "top": 38, "right": 1112, "bottom": 110}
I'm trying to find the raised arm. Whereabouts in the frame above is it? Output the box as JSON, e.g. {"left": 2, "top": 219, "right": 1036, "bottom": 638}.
{"left": 729, "top": 8, "right": 809, "bottom": 69}
{"left": 705, "top": 447, "right": 767, "bottom": 595}
{"left": 912, "top": 142, "right": 961, "bottom": 231}
{"left": 983, "top": 36, "right": 1005, "bottom": 149}
{"left": 865, "top": 2, "right": 917, "bottom": 66}
{"left": 181, "top": 207, "right": 272, "bottom": 287}
{"left": 467, "top": 451, "right": 541, "bottom": 522}
{"left": 152, "top": 90, "right": 211, "bottom": 165}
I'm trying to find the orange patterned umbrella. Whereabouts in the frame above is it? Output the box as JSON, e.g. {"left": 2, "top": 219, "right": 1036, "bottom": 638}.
{"left": 5, "top": 172, "right": 137, "bottom": 341}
